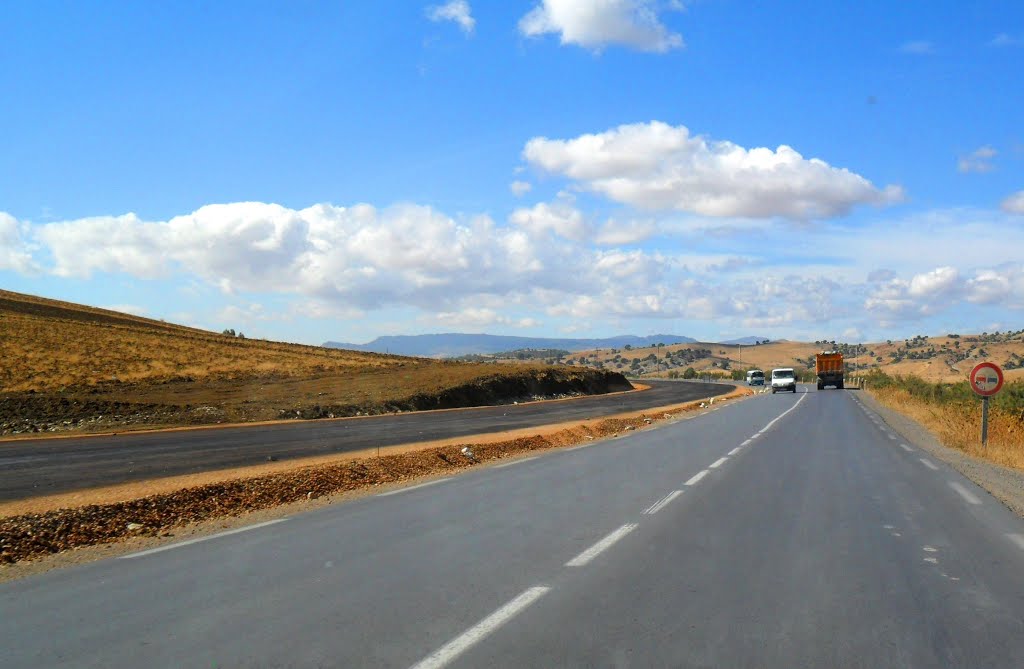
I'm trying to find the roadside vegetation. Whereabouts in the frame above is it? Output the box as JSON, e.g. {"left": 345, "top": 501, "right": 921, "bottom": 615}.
{"left": 865, "top": 370, "right": 1024, "bottom": 471}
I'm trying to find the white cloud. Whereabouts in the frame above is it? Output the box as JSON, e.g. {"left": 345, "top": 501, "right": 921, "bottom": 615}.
{"left": 958, "top": 145, "right": 997, "bottom": 173}
{"left": 509, "top": 200, "right": 588, "bottom": 240}
{"left": 593, "top": 218, "right": 658, "bottom": 245}
{"left": 523, "top": 121, "right": 904, "bottom": 219}
{"left": 900, "top": 40, "right": 934, "bottom": 55}
{"left": 519, "top": 0, "right": 683, "bottom": 53}
{"left": 433, "top": 307, "right": 539, "bottom": 329}
{"left": 426, "top": 1, "right": 475, "bottom": 34}
{"left": 0, "top": 212, "right": 37, "bottom": 273}
{"left": 1001, "top": 190, "right": 1024, "bottom": 214}
{"left": 989, "top": 33, "right": 1024, "bottom": 47}
{"left": 100, "top": 304, "right": 149, "bottom": 317}
{"left": 509, "top": 180, "right": 533, "bottom": 197}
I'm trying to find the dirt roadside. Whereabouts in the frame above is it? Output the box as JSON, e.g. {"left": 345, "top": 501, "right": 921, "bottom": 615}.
{"left": 0, "top": 386, "right": 751, "bottom": 579}
{"left": 859, "top": 389, "right": 1024, "bottom": 519}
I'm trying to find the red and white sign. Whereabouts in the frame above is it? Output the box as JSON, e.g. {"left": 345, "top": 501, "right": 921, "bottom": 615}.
{"left": 970, "top": 362, "right": 1004, "bottom": 397}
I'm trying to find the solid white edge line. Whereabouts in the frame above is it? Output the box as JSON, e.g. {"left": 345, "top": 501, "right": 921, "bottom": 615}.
{"left": 899, "top": 443, "right": 913, "bottom": 452}
{"left": 709, "top": 457, "right": 728, "bottom": 469}
{"left": 685, "top": 470, "right": 708, "bottom": 486}
{"left": 491, "top": 456, "right": 538, "bottom": 469}
{"left": 566, "top": 524, "right": 638, "bottom": 567}
{"left": 949, "top": 481, "right": 982, "bottom": 505}
{"left": 644, "top": 490, "right": 684, "bottom": 515}
{"left": 377, "top": 478, "right": 452, "bottom": 497}
{"left": 887, "top": 434, "right": 898, "bottom": 440}
{"left": 119, "top": 519, "right": 288, "bottom": 559}
{"left": 919, "top": 458, "right": 939, "bottom": 470}
{"left": 1008, "top": 534, "right": 1024, "bottom": 551}
{"left": 410, "top": 586, "right": 551, "bottom": 669}
{"left": 740, "top": 439, "right": 752, "bottom": 446}
{"left": 728, "top": 447, "right": 741, "bottom": 456}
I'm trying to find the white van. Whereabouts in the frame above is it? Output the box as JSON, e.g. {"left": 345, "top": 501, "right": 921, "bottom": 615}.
{"left": 746, "top": 369, "right": 765, "bottom": 386}
{"left": 770, "top": 368, "right": 797, "bottom": 393}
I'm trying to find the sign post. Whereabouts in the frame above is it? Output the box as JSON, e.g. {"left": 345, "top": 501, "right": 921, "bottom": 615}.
{"left": 969, "top": 362, "right": 1004, "bottom": 447}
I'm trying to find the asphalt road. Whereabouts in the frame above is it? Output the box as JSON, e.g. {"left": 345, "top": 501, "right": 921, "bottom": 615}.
{"left": 0, "top": 379, "right": 731, "bottom": 501}
{"left": 4, "top": 386, "right": 1024, "bottom": 667}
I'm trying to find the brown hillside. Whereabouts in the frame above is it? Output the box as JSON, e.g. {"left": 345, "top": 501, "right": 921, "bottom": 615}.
{"left": 0, "top": 290, "right": 630, "bottom": 436}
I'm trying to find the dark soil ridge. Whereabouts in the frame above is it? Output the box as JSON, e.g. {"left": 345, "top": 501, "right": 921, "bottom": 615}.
{"left": 0, "top": 369, "right": 632, "bottom": 437}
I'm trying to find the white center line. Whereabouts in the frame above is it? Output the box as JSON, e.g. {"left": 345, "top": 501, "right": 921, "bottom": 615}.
{"left": 377, "top": 478, "right": 452, "bottom": 497}
{"left": 899, "top": 443, "right": 913, "bottom": 452}
{"left": 643, "top": 490, "right": 683, "bottom": 515}
{"left": 949, "top": 481, "right": 982, "bottom": 505}
{"left": 119, "top": 519, "right": 288, "bottom": 559}
{"left": 491, "top": 456, "right": 538, "bottom": 469}
{"left": 727, "top": 447, "right": 741, "bottom": 456}
{"left": 919, "top": 458, "right": 939, "bottom": 470}
{"left": 566, "top": 524, "right": 638, "bottom": 567}
{"left": 1008, "top": 534, "right": 1024, "bottom": 551}
{"left": 709, "top": 457, "right": 728, "bottom": 469}
{"left": 758, "top": 392, "right": 808, "bottom": 434}
{"left": 740, "top": 438, "right": 752, "bottom": 446}
{"left": 410, "top": 586, "right": 551, "bottom": 669}
{"left": 685, "top": 470, "right": 708, "bottom": 486}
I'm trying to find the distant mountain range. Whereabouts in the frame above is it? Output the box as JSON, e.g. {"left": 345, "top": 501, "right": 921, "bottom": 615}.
{"left": 323, "top": 333, "right": 700, "bottom": 358}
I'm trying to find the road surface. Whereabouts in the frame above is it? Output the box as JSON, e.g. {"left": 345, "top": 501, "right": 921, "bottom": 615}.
{"left": 0, "top": 379, "right": 731, "bottom": 501}
{"left": 3, "top": 386, "right": 1024, "bottom": 667}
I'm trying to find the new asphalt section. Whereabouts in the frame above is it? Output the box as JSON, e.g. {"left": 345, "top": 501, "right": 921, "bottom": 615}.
{"left": 0, "top": 379, "right": 731, "bottom": 501}
{"left": 3, "top": 387, "right": 1024, "bottom": 667}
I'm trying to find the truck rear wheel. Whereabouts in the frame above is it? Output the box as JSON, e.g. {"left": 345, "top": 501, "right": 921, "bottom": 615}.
{"left": 837, "top": 381, "right": 844, "bottom": 390}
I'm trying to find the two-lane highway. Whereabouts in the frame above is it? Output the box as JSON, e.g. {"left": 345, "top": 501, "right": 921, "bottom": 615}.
{"left": 2, "top": 386, "right": 1024, "bottom": 668}
{"left": 0, "top": 379, "right": 731, "bottom": 500}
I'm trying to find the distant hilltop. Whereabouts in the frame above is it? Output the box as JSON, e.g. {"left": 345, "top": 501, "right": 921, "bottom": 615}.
{"left": 323, "top": 333, "right": 700, "bottom": 358}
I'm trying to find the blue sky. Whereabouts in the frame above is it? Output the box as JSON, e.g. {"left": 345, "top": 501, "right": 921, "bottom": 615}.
{"left": 2, "top": 0, "right": 1023, "bottom": 345}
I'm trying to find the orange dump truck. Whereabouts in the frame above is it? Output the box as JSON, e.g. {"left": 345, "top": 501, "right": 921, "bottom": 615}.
{"left": 815, "top": 351, "right": 844, "bottom": 390}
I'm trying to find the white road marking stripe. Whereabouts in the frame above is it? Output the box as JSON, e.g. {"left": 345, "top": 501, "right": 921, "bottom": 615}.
{"left": 949, "top": 481, "right": 982, "bottom": 505}
{"left": 1008, "top": 534, "right": 1024, "bottom": 551}
{"left": 410, "top": 586, "right": 551, "bottom": 669}
{"left": 919, "top": 458, "right": 939, "bottom": 470}
{"left": 643, "top": 490, "right": 683, "bottom": 515}
{"left": 377, "top": 478, "right": 452, "bottom": 497}
{"left": 709, "top": 457, "right": 728, "bottom": 469}
{"left": 491, "top": 456, "right": 538, "bottom": 469}
{"left": 887, "top": 433, "right": 898, "bottom": 440}
{"left": 899, "top": 443, "right": 913, "bottom": 452}
{"left": 740, "top": 439, "right": 752, "bottom": 446}
{"left": 119, "top": 519, "right": 288, "bottom": 559}
{"left": 759, "top": 392, "right": 808, "bottom": 434}
{"left": 566, "top": 524, "right": 638, "bottom": 567}
{"left": 728, "top": 447, "right": 741, "bottom": 456}
{"left": 685, "top": 470, "right": 708, "bottom": 486}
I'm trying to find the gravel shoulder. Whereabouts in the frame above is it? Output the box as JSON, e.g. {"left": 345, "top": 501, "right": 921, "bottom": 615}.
{"left": 860, "top": 389, "right": 1024, "bottom": 519}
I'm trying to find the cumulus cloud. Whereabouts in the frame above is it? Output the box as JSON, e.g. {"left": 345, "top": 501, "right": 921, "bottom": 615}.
{"left": 900, "top": 40, "right": 934, "bottom": 55}
{"left": 509, "top": 200, "right": 587, "bottom": 240}
{"left": 523, "top": 121, "right": 904, "bottom": 219}
{"left": 433, "top": 307, "right": 539, "bottom": 329}
{"left": 509, "top": 180, "right": 533, "bottom": 197}
{"left": 865, "top": 266, "right": 964, "bottom": 321}
{"left": 519, "top": 0, "right": 683, "bottom": 53}
{"left": 426, "top": 1, "right": 475, "bottom": 34}
{"left": 958, "top": 145, "right": 997, "bottom": 173}
{"left": 1001, "top": 190, "right": 1024, "bottom": 214}
{"left": 0, "top": 212, "right": 37, "bottom": 273}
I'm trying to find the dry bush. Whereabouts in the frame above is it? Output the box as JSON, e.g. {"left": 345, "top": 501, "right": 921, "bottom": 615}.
{"left": 871, "top": 386, "right": 1024, "bottom": 471}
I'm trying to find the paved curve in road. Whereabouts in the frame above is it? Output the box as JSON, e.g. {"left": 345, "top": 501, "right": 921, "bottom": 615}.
{"left": 0, "top": 379, "right": 732, "bottom": 501}
{"left": 4, "top": 386, "right": 1024, "bottom": 667}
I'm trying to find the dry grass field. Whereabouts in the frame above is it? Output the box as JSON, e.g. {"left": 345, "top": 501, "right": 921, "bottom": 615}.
{"left": 0, "top": 290, "right": 628, "bottom": 436}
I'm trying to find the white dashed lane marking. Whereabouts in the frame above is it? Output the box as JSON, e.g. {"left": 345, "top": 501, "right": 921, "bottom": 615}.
{"left": 899, "top": 444, "right": 913, "bottom": 452}
{"left": 685, "top": 470, "right": 708, "bottom": 486}
{"left": 566, "top": 524, "right": 638, "bottom": 567}
{"left": 727, "top": 447, "right": 741, "bottom": 456}
{"left": 643, "top": 490, "right": 683, "bottom": 515}
{"left": 410, "top": 586, "right": 551, "bottom": 669}
{"left": 119, "top": 519, "right": 288, "bottom": 559}
{"left": 709, "top": 457, "right": 728, "bottom": 469}
{"left": 1008, "top": 534, "right": 1024, "bottom": 551}
{"left": 949, "top": 481, "right": 982, "bottom": 505}
{"left": 919, "top": 458, "right": 939, "bottom": 470}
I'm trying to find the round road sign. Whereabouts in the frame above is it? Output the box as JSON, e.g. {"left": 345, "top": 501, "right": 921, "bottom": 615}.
{"left": 970, "top": 362, "right": 1004, "bottom": 397}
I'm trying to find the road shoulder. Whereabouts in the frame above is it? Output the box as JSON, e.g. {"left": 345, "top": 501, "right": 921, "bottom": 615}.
{"left": 859, "top": 389, "right": 1024, "bottom": 519}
